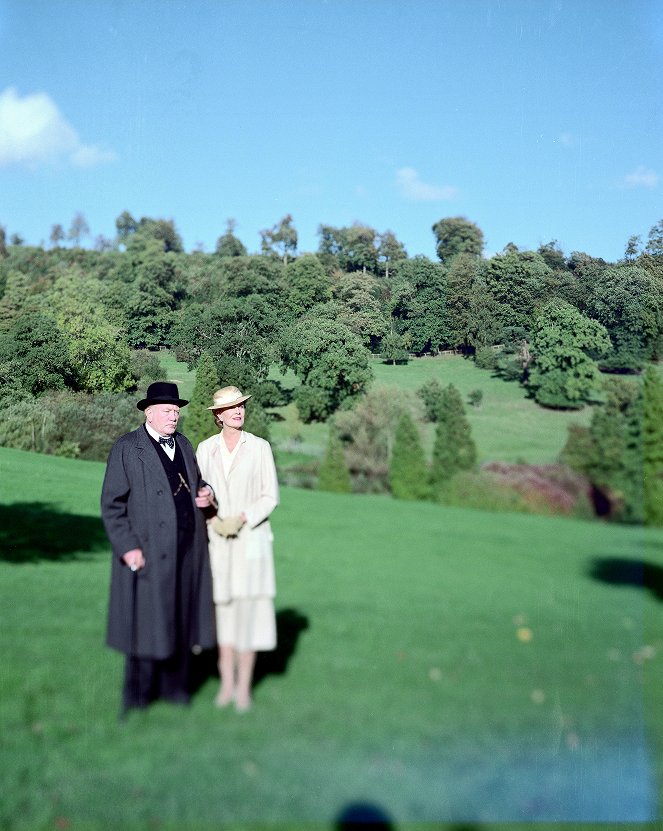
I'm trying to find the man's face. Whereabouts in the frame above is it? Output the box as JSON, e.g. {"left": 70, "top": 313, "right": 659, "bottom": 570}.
{"left": 145, "top": 404, "right": 180, "bottom": 436}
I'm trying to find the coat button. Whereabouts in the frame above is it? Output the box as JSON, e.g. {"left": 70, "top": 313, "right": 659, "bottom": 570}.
{"left": 157, "top": 489, "right": 163, "bottom": 495}
{"left": 161, "top": 554, "right": 167, "bottom": 560}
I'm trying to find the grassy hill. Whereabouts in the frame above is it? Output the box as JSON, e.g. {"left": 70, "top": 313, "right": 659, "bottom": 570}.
{"left": 1, "top": 446, "right": 662, "bottom": 829}
{"left": 267, "top": 355, "right": 592, "bottom": 466}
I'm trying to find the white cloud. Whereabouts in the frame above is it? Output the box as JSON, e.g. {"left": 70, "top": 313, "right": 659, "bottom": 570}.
{"left": 0, "top": 87, "right": 116, "bottom": 169}
{"left": 396, "top": 167, "right": 459, "bottom": 201}
{"left": 620, "top": 165, "right": 659, "bottom": 189}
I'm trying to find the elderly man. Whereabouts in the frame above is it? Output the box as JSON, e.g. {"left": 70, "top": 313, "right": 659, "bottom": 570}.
{"left": 101, "top": 381, "right": 216, "bottom": 713}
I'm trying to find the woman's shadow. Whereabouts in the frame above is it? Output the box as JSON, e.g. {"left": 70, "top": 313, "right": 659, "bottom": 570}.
{"left": 254, "top": 607, "right": 310, "bottom": 685}
{"left": 191, "top": 607, "right": 309, "bottom": 693}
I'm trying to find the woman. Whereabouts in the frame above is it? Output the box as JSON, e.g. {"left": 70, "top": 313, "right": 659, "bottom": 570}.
{"left": 196, "top": 386, "right": 279, "bottom": 712}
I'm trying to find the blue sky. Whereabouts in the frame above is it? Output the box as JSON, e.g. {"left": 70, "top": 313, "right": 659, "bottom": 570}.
{"left": 0, "top": 0, "right": 661, "bottom": 261}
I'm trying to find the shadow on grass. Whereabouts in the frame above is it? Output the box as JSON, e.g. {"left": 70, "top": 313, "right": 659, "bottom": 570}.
{"left": 0, "top": 502, "right": 107, "bottom": 563}
{"left": 334, "top": 804, "right": 481, "bottom": 830}
{"left": 254, "top": 607, "right": 310, "bottom": 686}
{"left": 190, "top": 607, "right": 310, "bottom": 694}
{"left": 589, "top": 557, "right": 663, "bottom": 602}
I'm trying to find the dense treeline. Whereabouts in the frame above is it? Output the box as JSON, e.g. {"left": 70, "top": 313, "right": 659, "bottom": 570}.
{"left": 1, "top": 212, "right": 662, "bottom": 522}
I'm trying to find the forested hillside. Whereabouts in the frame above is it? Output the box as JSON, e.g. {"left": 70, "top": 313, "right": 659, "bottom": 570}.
{"left": 1, "top": 212, "right": 662, "bottom": 522}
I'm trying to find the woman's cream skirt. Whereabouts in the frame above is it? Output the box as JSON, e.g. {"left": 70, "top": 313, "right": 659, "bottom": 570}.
{"left": 215, "top": 597, "right": 276, "bottom": 652}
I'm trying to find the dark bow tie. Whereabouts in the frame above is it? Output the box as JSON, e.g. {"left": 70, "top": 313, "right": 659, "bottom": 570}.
{"left": 159, "top": 436, "right": 175, "bottom": 449}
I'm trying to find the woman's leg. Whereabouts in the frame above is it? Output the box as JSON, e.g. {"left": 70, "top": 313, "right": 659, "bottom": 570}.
{"left": 235, "top": 650, "right": 256, "bottom": 712}
{"left": 215, "top": 644, "right": 236, "bottom": 707}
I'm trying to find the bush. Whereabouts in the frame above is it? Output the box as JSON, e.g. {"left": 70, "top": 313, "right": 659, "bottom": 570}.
{"left": 337, "top": 386, "right": 412, "bottom": 493}
{"left": 130, "top": 350, "right": 166, "bottom": 388}
{"left": 436, "top": 464, "right": 594, "bottom": 518}
{"left": 0, "top": 391, "right": 140, "bottom": 461}
{"left": 416, "top": 378, "right": 444, "bottom": 422}
{"left": 317, "top": 429, "right": 351, "bottom": 493}
{"left": 474, "top": 346, "right": 497, "bottom": 370}
{"left": 467, "top": 389, "right": 483, "bottom": 407}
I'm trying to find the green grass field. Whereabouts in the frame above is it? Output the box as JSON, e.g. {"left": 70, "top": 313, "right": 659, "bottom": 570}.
{"left": 265, "top": 355, "right": 592, "bottom": 466}
{"left": 1, "top": 446, "right": 662, "bottom": 830}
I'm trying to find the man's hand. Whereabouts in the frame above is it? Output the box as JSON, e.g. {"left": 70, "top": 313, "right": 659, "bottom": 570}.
{"left": 195, "top": 486, "right": 216, "bottom": 509}
{"left": 122, "top": 548, "right": 145, "bottom": 571}
{"left": 211, "top": 515, "right": 245, "bottom": 538}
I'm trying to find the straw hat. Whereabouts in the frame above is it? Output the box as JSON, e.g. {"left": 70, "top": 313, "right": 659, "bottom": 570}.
{"left": 206, "top": 386, "right": 252, "bottom": 411}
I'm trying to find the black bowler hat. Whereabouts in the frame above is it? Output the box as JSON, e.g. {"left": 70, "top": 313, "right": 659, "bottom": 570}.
{"left": 136, "top": 381, "right": 189, "bottom": 411}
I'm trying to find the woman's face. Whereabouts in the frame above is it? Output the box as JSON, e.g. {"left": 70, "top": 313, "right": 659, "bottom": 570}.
{"left": 215, "top": 403, "right": 245, "bottom": 430}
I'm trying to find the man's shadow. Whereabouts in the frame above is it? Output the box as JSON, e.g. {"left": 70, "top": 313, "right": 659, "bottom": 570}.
{"left": 0, "top": 502, "right": 108, "bottom": 562}
{"left": 190, "top": 607, "right": 309, "bottom": 693}
{"left": 589, "top": 556, "right": 663, "bottom": 602}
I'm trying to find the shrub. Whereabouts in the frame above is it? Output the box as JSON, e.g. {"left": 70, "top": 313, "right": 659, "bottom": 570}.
{"left": 317, "top": 428, "right": 351, "bottom": 493}
{"left": 474, "top": 347, "right": 497, "bottom": 370}
{"left": 417, "top": 378, "right": 444, "bottom": 422}
{"left": 337, "top": 386, "right": 412, "bottom": 492}
{"left": 130, "top": 349, "right": 166, "bottom": 388}
{"left": 467, "top": 389, "right": 483, "bottom": 407}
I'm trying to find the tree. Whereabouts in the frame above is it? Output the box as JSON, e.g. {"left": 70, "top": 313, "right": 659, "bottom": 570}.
{"left": 584, "top": 265, "right": 663, "bottom": 372}
{"left": 49, "top": 224, "right": 65, "bottom": 248}
{"left": 432, "top": 216, "right": 484, "bottom": 264}
{"left": 645, "top": 219, "right": 663, "bottom": 257}
{"left": 334, "top": 270, "right": 389, "bottom": 349}
{"left": 46, "top": 270, "right": 133, "bottom": 393}
{"left": 561, "top": 377, "right": 643, "bottom": 522}
{"left": 389, "top": 256, "right": 448, "bottom": 353}
{"left": 527, "top": 300, "right": 612, "bottom": 409}
{"left": 67, "top": 212, "right": 90, "bottom": 247}
{"left": 317, "top": 223, "right": 379, "bottom": 273}
{"left": 644, "top": 366, "right": 663, "bottom": 526}
{"left": 181, "top": 351, "right": 219, "bottom": 451}
{"left": 624, "top": 234, "right": 642, "bottom": 262}
{"left": 389, "top": 411, "right": 430, "bottom": 500}
{"left": 116, "top": 210, "right": 138, "bottom": 243}
{"left": 260, "top": 214, "right": 297, "bottom": 264}
{"left": 317, "top": 428, "right": 351, "bottom": 493}
{"left": 381, "top": 330, "right": 409, "bottom": 364}
{"left": 377, "top": 230, "right": 407, "bottom": 279}
{"left": 0, "top": 225, "right": 7, "bottom": 258}
{"left": 125, "top": 247, "right": 179, "bottom": 349}
{"left": 215, "top": 219, "right": 247, "bottom": 258}
{"left": 483, "top": 250, "right": 551, "bottom": 331}
{"left": 279, "top": 317, "right": 373, "bottom": 422}
{"left": 536, "top": 240, "right": 566, "bottom": 272}
{"left": 283, "top": 254, "right": 331, "bottom": 318}
{"left": 0, "top": 311, "right": 70, "bottom": 395}
{"left": 430, "top": 384, "right": 477, "bottom": 490}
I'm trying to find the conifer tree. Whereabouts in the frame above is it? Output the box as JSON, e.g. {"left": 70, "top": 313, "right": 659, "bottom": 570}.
{"left": 181, "top": 351, "right": 219, "bottom": 450}
{"left": 430, "top": 383, "right": 477, "bottom": 490}
{"left": 317, "top": 428, "right": 351, "bottom": 493}
{"left": 389, "top": 411, "right": 430, "bottom": 500}
{"left": 644, "top": 366, "right": 663, "bottom": 526}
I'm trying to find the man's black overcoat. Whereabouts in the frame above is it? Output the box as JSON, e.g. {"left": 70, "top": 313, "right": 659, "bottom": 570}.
{"left": 101, "top": 426, "right": 216, "bottom": 659}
